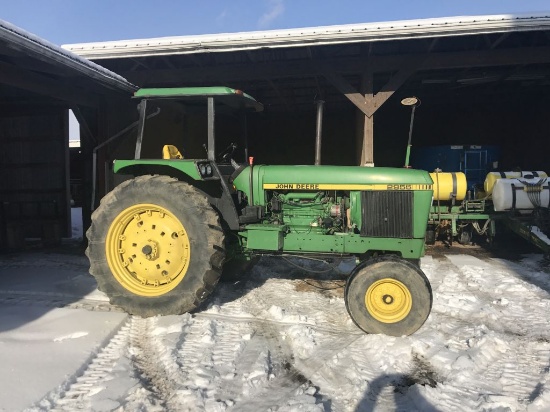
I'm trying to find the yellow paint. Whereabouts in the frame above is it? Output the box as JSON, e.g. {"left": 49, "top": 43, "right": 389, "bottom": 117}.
{"left": 365, "top": 278, "right": 412, "bottom": 323}
{"left": 105, "top": 203, "right": 190, "bottom": 296}
{"left": 263, "top": 183, "right": 432, "bottom": 191}
{"left": 162, "top": 144, "right": 183, "bottom": 159}
{"left": 429, "top": 172, "right": 467, "bottom": 201}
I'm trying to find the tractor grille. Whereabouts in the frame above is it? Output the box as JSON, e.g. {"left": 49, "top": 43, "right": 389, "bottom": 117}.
{"left": 360, "top": 191, "right": 414, "bottom": 238}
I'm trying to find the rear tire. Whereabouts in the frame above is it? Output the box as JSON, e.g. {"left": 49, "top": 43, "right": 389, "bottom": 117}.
{"left": 345, "top": 255, "right": 432, "bottom": 336}
{"left": 221, "top": 256, "right": 260, "bottom": 281}
{"left": 425, "top": 227, "right": 436, "bottom": 245}
{"left": 86, "top": 175, "right": 225, "bottom": 317}
{"left": 458, "top": 229, "right": 472, "bottom": 245}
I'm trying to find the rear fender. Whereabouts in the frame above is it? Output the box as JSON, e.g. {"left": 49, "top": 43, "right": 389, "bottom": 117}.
{"left": 114, "top": 160, "right": 240, "bottom": 230}
{"left": 114, "top": 159, "right": 209, "bottom": 180}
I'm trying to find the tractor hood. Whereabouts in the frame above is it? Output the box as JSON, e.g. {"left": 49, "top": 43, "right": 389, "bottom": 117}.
{"left": 232, "top": 165, "right": 433, "bottom": 204}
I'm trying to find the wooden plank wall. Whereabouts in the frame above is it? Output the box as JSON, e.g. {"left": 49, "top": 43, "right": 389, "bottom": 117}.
{"left": 0, "top": 108, "right": 69, "bottom": 248}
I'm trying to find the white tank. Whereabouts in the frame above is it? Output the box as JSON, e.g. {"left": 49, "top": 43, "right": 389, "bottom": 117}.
{"left": 492, "top": 177, "right": 550, "bottom": 212}
{"left": 484, "top": 171, "right": 548, "bottom": 194}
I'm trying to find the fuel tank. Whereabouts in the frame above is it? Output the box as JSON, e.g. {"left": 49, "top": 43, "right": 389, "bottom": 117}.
{"left": 429, "top": 172, "right": 467, "bottom": 201}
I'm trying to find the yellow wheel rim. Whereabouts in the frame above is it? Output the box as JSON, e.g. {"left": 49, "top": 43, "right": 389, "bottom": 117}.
{"left": 365, "top": 278, "right": 412, "bottom": 323}
{"left": 105, "top": 203, "right": 190, "bottom": 297}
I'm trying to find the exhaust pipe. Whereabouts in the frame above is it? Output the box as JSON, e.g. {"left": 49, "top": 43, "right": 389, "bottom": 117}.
{"left": 315, "top": 100, "right": 325, "bottom": 165}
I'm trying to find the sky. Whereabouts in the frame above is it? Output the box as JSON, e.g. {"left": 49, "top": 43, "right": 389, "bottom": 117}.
{"left": 1, "top": 0, "right": 550, "bottom": 46}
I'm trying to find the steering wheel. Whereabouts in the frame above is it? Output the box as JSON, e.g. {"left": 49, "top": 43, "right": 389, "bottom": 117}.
{"left": 217, "top": 143, "right": 237, "bottom": 163}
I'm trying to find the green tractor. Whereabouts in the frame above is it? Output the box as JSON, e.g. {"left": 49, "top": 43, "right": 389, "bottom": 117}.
{"left": 87, "top": 87, "right": 434, "bottom": 336}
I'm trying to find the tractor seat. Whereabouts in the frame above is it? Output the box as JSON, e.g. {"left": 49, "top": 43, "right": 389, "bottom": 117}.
{"left": 162, "top": 145, "right": 183, "bottom": 159}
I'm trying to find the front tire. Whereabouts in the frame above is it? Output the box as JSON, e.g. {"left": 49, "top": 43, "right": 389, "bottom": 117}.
{"left": 86, "top": 175, "right": 225, "bottom": 317}
{"left": 345, "top": 255, "right": 432, "bottom": 336}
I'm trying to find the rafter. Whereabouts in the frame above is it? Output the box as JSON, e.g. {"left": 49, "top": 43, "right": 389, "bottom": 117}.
{"left": 267, "top": 79, "right": 291, "bottom": 110}
{"left": 122, "top": 47, "right": 550, "bottom": 87}
{"left": 323, "top": 55, "right": 425, "bottom": 117}
{"left": 0, "top": 61, "right": 98, "bottom": 107}
{"left": 491, "top": 33, "right": 510, "bottom": 49}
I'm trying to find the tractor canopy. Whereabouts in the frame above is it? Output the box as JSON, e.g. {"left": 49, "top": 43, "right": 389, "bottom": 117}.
{"left": 133, "top": 86, "right": 264, "bottom": 112}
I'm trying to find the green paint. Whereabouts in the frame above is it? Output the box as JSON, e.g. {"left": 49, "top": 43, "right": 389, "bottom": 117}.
{"left": 113, "top": 86, "right": 435, "bottom": 262}
{"left": 230, "top": 164, "right": 433, "bottom": 257}
{"left": 503, "top": 216, "right": 550, "bottom": 254}
{"left": 134, "top": 86, "right": 263, "bottom": 111}
{"left": 113, "top": 159, "right": 433, "bottom": 259}
{"left": 232, "top": 165, "right": 432, "bottom": 204}
{"left": 241, "top": 227, "right": 425, "bottom": 258}
{"left": 404, "top": 145, "right": 411, "bottom": 168}
{"left": 244, "top": 224, "right": 287, "bottom": 251}
{"left": 114, "top": 159, "right": 204, "bottom": 180}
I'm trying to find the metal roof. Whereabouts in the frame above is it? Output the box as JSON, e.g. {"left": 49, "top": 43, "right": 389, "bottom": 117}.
{"left": 64, "top": 13, "right": 550, "bottom": 60}
{"left": 0, "top": 19, "right": 136, "bottom": 92}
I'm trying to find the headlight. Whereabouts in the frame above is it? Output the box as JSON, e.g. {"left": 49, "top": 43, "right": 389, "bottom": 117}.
{"left": 197, "top": 162, "right": 214, "bottom": 178}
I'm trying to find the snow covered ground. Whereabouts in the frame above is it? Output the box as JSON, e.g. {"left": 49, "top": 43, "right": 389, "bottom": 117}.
{"left": 1, "top": 219, "right": 550, "bottom": 410}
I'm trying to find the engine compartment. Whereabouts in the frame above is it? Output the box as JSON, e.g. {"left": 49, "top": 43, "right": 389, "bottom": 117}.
{"left": 266, "top": 191, "right": 350, "bottom": 234}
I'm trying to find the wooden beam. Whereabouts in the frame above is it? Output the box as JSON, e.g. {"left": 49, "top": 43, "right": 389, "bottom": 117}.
{"left": 360, "top": 67, "right": 374, "bottom": 166}
{"left": 323, "top": 55, "right": 424, "bottom": 117}
{"left": 121, "top": 46, "right": 550, "bottom": 86}
{"left": 313, "top": 75, "right": 324, "bottom": 99}
{"left": 70, "top": 105, "right": 98, "bottom": 145}
{"left": 427, "top": 38, "right": 439, "bottom": 53}
{"left": 246, "top": 51, "right": 257, "bottom": 63}
{"left": 162, "top": 56, "right": 177, "bottom": 70}
{"left": 362, "top": 115, "right": 374, "bottom": 166}
{"left": 0, "top": 61, "right": 98, "bottom": 107}
{"left": 491, "top": 33, "right": 510, "bottom": 49}
{"left": 186, "top": 53, "right": 204, "bottom": 67}
{"left": 4, "top": 55, "right": 73, "bottom": 76}
{"left": 368, "top": 55, "right": 425, "bottom": 114}
{"left": 330, "top": 56, "right": 423, "bottom": 165}
{"left": 267, "top": 79, "right": 291, "bottom": 110}
{"left": 129, "top": 58, "right": 150, "bottom": 72}
{"left": 482, "top": 35, "right": 493, "bottom": 49}
{"left": 321, "top": 71, "right": 370, "bottom": 116}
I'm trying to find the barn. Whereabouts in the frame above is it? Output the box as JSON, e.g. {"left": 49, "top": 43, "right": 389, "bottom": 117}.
{"left": 1, "top": 13, "right": 550, "bottom": 247}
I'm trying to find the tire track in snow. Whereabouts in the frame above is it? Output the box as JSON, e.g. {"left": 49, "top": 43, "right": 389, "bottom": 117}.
{"left": 195, "top": 310, "right": 362, "bottom": 335}
{"left": 434, "top": 254, "right": 550, "bottom": 338}
{"left": 183, "top": 290, "right": 309, "bottom": 411}
{"left": 428, "top": 256, "right": 531, "bottom": 336}
{"left": 484, "top": 340, "right": 550, "bottom": 403}
{"left": 155, "top": 277, "right": 339, "bottom": 411}
{"left": 18, "top": 250, "right": 550, "bottom": 411}
{"left": 226, "top": 324, "right": 320, "bottom": 412}
{"left": 211, "top": 281, "right": 354, "bottom": 411}
{"left": 174, "top": 316, "right": 265, "bottom": 410}
{"left": 0, "top": 290, "right": 123, "bottom": 313}
{"left": 0, "top": 254, "right": 89, "bottom": 270}
{"left": 123, "top": 316, "right": 191, "bottom": 412}
{"left": 27, "top": 317, "right": 130, "bottom": 411}
{"left": 419, "top": 254, "right": 550, "bottom": 410}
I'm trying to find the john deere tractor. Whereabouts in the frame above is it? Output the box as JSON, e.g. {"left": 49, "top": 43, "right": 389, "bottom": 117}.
{"left": 87, "top": 87, "right": 434, "bottom": 336}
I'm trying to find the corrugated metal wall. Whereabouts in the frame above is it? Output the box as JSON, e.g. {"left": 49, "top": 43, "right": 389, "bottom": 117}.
{"left": 0, "top": 109, "right": 70, "bottom": 248}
